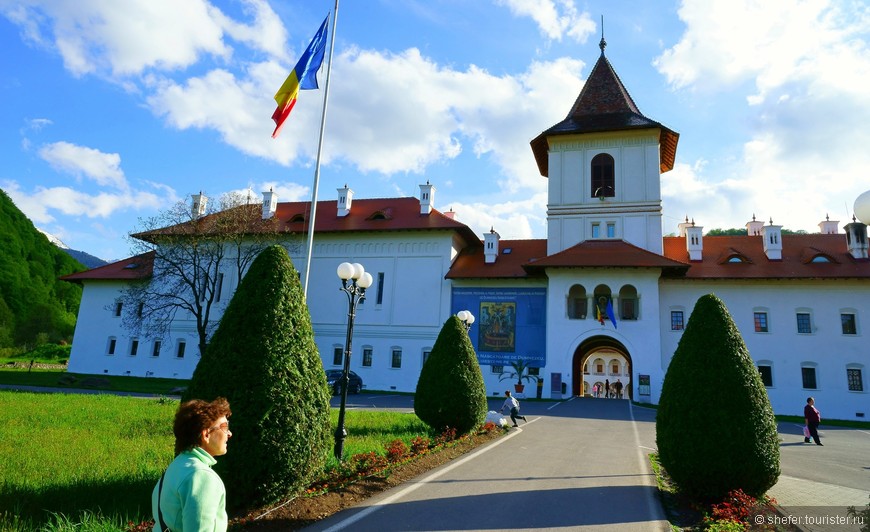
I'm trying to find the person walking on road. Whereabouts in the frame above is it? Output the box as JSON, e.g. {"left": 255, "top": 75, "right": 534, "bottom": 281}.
{"left": 605, "top": 379, "right": 610, "bottom": 399}
{"left": 615, "top": 379, "right": 623, "bottom": 399}
{"left": 500, "top": 390, "right": 526, "bottom": 427}
{"left": 804, "top": 396, "right": 822, "bottom": 445}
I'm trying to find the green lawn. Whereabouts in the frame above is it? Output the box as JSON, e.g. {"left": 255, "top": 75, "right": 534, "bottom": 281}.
{"left": 0, "top": 390, "right": 443, "bottom": 531}
{"left": 0, "top": 368, "right": 188, "bottom": 395}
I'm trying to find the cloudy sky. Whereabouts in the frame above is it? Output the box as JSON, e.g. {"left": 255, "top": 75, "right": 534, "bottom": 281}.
{"left": 2, "top": 0, "right": 869, "bottom": 262}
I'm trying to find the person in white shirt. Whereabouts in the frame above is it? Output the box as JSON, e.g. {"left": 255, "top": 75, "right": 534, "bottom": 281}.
{"left": 500, "top": 390, "right": 527, "bottom": 427}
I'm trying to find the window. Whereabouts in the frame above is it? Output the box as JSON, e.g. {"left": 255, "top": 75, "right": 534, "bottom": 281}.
{"left": 422, "top": 349, "right": 431, "bottom": 366}
{"left": 129, "top": 339, "right": 139, "bottom": 357}
{"left": 216, "top": 273, "right": 224, "bottom": 302}
{"left": 491, "top": 365, "right": 503, "bottom": 374}
{"left": 754, "top": 312, "right": 769, "bottom": 333}
{"left": 567, "top": 285, "right": 587, "bottom": 319}
{"left": 607, "top": 223, "right": 615, "bottom": 238}
{"left": 796, "top": 313, "right": 811, "bottom": 334}
{"left": 619, "top": 285, "right": 638, "bottom": 320}
{"left": 591, "top": 153, "right": 615, "bottom": 198}
{"left": 671, "top": 311, "right": 684, "bottom": 331}
{"left": 114, "top": 302, "right": 123, "bottom": 317}
{"left": 592, "top": 223, "right": 600, "bottom": 238}
{"left": 107, "top": 338, "right": 116, "bottom": 355}
{"left": 611, "top": 364, "right": 619, "bottom": 375}
{"left": 152, "top": 341, "right": 161, "bottom": 357}
{"left": 758, "top": 365, "right": 773, "bottom": 387}
{"left": 391, "top": 349, "right": 402, "bottom": 369}
{"left": 333, "top": 347, "right": 343, "bottom": 366}
{"left": 362, "top": 347, "right": 373, "bottom": 367}
{"left": 801, "top": 367, "right": 817, "bottom": 389}
{"left": 841, "top": 313, "right": 857, "bottom": 335}
{"left": 847, "top": 368, "right": 863, "bottom": 392}
{"left": 137, "top": 302, "right": 144, "bottom": 318}
{"left": 176, "top": 341, "right": 186, "bottom": 359}
{"left": 376, "top": 272, "right": 385, "bottom": 305}
{"left": 596, "top": 364, "right": 604, "bottom": 374}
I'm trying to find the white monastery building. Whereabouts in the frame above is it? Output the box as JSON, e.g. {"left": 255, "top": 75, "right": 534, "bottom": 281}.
{"left": 64, "top": 41, "right": 870, "bottom": 421}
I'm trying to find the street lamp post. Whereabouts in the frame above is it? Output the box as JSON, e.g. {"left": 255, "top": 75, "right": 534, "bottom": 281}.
{"left": 334, "top": 262, "right": 373, "bottom": 461}
{"left": 456, "top": 310, "right": 475, "bottom": 333}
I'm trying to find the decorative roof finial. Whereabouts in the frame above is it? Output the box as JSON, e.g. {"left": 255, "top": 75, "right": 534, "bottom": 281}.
{"left": 599, "top": 15, "right": 606, "bottom": 55}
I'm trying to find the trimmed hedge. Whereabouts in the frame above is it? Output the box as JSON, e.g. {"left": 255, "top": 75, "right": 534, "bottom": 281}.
{"left": 656, "top": 294, "right": 780, "bottom": 500}
{"left": 183, "top": 245, "right": 331, "bottom": 509}
{"left": 414, "top": 315, "right": 487, "bottom": 434}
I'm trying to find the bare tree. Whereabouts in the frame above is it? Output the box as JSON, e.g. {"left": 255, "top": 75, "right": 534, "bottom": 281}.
{"left": 118, "top": 192, "right": 285, "bottom": 357}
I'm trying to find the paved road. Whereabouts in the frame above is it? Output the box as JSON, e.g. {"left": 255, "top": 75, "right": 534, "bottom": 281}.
{"left": 322, "top": 394, "right": 870, "bottom": 531}
{"left": 312, "top": 396, "right": 668, "bottom": 531}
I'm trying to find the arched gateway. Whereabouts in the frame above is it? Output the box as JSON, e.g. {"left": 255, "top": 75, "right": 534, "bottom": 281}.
{"left": 572, "top": 336, "right": 632, "bottom": 400}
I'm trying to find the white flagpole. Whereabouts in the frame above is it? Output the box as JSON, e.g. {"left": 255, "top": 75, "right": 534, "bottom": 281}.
{"left": 303, "top": 0, "right": 339, "bottom": 299}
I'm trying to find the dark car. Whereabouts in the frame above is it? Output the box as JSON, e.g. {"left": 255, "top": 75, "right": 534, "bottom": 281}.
{"left": 325, "top": 370, "right": 363, "bottom": 395}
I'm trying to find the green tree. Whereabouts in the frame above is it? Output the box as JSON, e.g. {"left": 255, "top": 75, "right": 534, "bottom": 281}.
{"left": 656, "top": 294, "right": 780, "bottom": 500}
{"left": 415, "top": 315, "right": 488, "bottom": 435}
{"left": 183, "top": 245, "right": 331, "bottom": 509}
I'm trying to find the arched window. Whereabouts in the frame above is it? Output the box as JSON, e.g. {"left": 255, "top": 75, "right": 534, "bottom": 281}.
{"left": 591, "top": 153, "right": 615, "bottom": 199}
{"left": 567, "top": 284, "right": 587, "bottom": 319}
{"left": 592, "top": 284, "right": 612, "bottom": 321}
{"left": 619, "top": 285, "right": 638, "bottom": 320}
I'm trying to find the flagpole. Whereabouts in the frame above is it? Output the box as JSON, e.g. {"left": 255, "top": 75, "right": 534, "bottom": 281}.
{"left": 303, "top": 0, "right": 339, "bottom": 299}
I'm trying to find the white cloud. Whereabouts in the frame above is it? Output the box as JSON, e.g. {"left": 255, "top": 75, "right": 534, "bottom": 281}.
{"left": 38, "top": 141, "right": 128, "bottom": 189}
{"left": 655, "top": 0, "right": 870, "bottom": 233}
{"left": 450, "top": 192, "right": 548, "bottom": 241}
{"left": 495, "top": 0, "right": 596, "bottom": 43}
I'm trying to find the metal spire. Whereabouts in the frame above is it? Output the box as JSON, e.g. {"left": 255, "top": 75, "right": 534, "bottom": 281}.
{"left": 599, "top": 15, "right": 606, "bottom": 55}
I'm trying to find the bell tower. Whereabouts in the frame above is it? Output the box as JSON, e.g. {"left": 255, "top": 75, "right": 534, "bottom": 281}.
{"left": 530, "top": 39, "right": 678, "bottom": 256}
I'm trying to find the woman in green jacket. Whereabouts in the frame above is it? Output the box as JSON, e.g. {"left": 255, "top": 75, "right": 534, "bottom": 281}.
{"left": 152, "top": 397, "right": 233, "bottom": 531}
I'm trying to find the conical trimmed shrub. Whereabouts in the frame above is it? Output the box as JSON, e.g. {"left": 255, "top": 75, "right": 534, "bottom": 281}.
{"left": 656, "top": 294, "right": 780, "bottom": 500}
{"left": 183, "top": 245, "right": 331, "bottom": 509}
{"left": 414, "top": 315, "right": 488, "bottom": 434}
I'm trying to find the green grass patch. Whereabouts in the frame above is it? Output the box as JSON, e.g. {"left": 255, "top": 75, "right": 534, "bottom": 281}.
{"left": 0, "top": 368, "right": 189, "bottom": 395}
{"left": 0, "top": 391, "right": 452, "bottom": 531}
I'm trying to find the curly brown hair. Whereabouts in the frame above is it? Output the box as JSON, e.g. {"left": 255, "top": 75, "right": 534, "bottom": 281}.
{"left": 173, "top": 397, "right": 232, "bottom": 456}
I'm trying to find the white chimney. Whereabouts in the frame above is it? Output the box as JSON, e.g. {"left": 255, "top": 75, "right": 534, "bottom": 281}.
{"left": 677, "top": 216, "right": 693, "bottom": 237}
{"left": 337, "top": 185, "right": 354, "bottom": 217}
{"left": 443, "top": 208, "right": 455, "bottom": 220}
{"left": 484, "top": 228, "right": 500, "bottom": 264}
{"left": 746, "top": 214, "right": 764, "bottom": 236}
{"left": 191, "top": 192, "right": 207, "bottom": 218}
{"left": 761, "top": 219, "right": 783, "bottom": 260}
{"left": 262, "top": 189, "right": 278, "bottom": 219}
{"left": 419, "top": 181, "right": 435, "bottom": 215}
{"left": 818, "top": 214, "right": 839, "bottom": 234}
{"left": 845, "top": 217, "right": 869, "bottom": 259}
{"left": 686, "top": 223, "right": 704, "bottom": 261}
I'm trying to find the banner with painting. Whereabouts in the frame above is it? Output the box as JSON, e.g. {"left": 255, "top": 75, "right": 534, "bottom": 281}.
{"left": 451, "top": 287, "right": 547, "bottom": 367}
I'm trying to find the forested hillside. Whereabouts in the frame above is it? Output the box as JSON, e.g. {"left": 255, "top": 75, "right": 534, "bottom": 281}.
{"left": 0, "top": 189, "right": 85, "bottom": 347}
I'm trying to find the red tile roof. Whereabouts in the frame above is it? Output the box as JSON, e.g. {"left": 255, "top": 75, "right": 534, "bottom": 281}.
{"left": 61, "top": 252, "right": 154, "bottom": 282}
{"left": 446, "top": 240, "right": 548, "bottom": 279}
{"left": 662, "top": 234, "right": 870, "bottom": 279}
{"left": 134, "top": 197, "right": 479, "bottom": 244}
{"left": 524, "top": 240, "right": 689, "bottom": 274}
{"left": 530, "top": 53, "right": 679, "bottom": 177}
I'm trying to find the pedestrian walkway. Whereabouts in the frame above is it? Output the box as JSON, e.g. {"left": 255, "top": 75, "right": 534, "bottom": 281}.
{"left": 304, "top": 398, "right": 669, "bottom": 531}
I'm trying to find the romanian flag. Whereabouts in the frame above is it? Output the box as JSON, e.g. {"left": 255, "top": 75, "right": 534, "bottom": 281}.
{"left": 271, "top": 15, "right": 330, "bottom": 138}
{"left": 605, "top": 300, "right": 618, "bottom": 329}
{"left": 596, "top": 304, "right": 605, "bottom": 325}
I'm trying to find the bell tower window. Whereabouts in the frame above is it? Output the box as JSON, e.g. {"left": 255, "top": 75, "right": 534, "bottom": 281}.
{"left": 591, "top": 153, "right": 615, "bottom": 199}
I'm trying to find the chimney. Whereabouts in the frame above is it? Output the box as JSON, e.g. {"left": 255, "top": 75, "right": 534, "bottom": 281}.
{"left": 677, "top": 216, "right": 693, "bottom": 237}
{"left": 191, "top": 192, "right": 207, "bottom": 218}
{"left": 761, "top": 218, "right": 783, "bottom": 260}
{"left": 337, "top": 185, "right": 353, "bottom": 217}
{"left": 419, "top": 181, "right": 435, "bottom": 215}
{"left": 818, "top": 214, "right": 839, "bottom": 234}
{"left": 746, "top": 214, "right": 764, "bottom": 236}
{"left": 484, "top": 227, "right": 500, "bottom": 264}
{"left": 443, "top": 208, "right": 456, "bottom": 220}
{"left": 262, "top": 188, "right": 277, "bottom": 219}
{"left": 844, "top": 216, "right": 869, "bottom": 259}
{"left": 686, "top": 222, "right": 703, "bottom": 261}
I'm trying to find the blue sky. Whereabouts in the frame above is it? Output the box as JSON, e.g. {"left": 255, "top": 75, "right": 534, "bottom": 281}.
{"left": 2, "top": 0, "right": 869, "bottom": 262}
